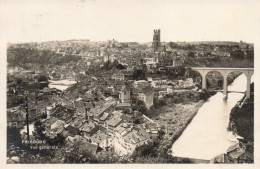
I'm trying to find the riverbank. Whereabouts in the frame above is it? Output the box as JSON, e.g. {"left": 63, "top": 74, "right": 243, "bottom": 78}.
{"left": 170, "top": 74, "right": 253, "bottom": 162}
{"left": 155, "top": 100, "right": 205, "bottom": 147}
{"left": 131, "top": 99, "right": 205, "bottom": 163}
{"left": 227, "top": 83, "right": 254, "bottom": 163}
{"left": 132, "top": 88, "right": 210, "bottom": 162}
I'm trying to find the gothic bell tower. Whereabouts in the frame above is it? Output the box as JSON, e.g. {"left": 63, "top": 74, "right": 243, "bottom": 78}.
{"left": 152, "top": 29, "right": 161, "bottom": 53}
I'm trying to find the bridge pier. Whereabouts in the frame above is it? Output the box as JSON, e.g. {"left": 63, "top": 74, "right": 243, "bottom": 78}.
{"left": 192, "top": 67, "right": 254, "bottom": 99}
{"left": 197, "top": 70, "right": 208, "bottom": 90}
{"left": 246, "top": 77, "right": 251, "bottom": 99}
{"left": 223, "top": 74, "right": 228, "bottom": 99}
{"left": 245, "top": 72, "right": 253, "bottom": 99}
{"left": 202, "top": 75, "right": 206, "bottom": 89}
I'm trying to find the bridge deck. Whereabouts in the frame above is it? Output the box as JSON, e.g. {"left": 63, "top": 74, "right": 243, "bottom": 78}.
{"left": 191, "top": 67, "right": 254, "bottom": 70}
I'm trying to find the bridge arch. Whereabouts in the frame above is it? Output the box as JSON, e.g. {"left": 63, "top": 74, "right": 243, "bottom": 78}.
{"left": 205, "top": 70, "right": 226, "bottom": 80}
{"left": 191, "top": 67, "right": 254, "bottom": 99}
{"left": 205, "top": 71, "right": 224, "bottom": 90}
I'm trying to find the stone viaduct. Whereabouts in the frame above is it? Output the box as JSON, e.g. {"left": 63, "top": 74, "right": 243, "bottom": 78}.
{"left": 191, "top": 67, "right": 254, "bottom": 99}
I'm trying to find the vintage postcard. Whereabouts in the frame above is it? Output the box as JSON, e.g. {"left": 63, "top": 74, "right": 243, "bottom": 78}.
{"left": 0, "top": 0, "right": 259, "bottom": 169}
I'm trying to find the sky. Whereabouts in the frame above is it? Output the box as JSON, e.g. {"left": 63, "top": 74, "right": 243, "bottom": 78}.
{"left": 1, "top": 0, "right": 260, "bottom": 43}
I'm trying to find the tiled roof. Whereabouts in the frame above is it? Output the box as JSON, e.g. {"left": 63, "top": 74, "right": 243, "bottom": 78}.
{"left": 45, "top": 117, "right": 59, "bottom": 126}
{"left": 90, "top": 131, "right": 107, "bottom": 144}
{"left": 79, "top": 121, "right": 96, "bottom": 132}
{"left": 100, "top": 112, "right": 109, "bottom": 121}
{"left": 107, "top": 116, "right": 122, "bottom": 127}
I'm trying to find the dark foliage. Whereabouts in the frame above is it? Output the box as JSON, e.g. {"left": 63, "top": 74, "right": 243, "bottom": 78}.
{"left": 7, "top": 47, "right": 81, "bottom": 66}
{"left": 133, "top": 68, "right": 146, "bottom": 80}
{"left": 230, "top": 50, "right": 244, "bottom": 60}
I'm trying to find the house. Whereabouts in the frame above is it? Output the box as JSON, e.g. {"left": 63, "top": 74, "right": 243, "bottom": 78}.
{"left": 155, "top": 46, "right": 176, "bottom": 67}
{"left": 112, "top": 72, "right": 125, "bottom": 81}
{"left": 46, "top": 119, "right": 66, "bottom": 138}
{"left": 158, "top": 89, "right": 167, "bottom": 99}
{"left": 69, "top": 118, "right": 86, "bottom": 129}
{"left": 90, "top": 130, "right": 109, "bottom": 150}
{"left": 184, "top": 78, "right": 194, "bottom": 87}
{"left": 143, "top": 122, "right": 161, "bottom": 137}
{"left": 133, "top": 80, "right": 150, "bottom": 89}
{"left": 114, "top": 128, "right": 149, "bottom": 155}
{"left": 167, "top": 86, "right": 173, "bottom": 94}
{"left": 66, "top": 135, "right": 88, "bottom": 143}
{"left": 106, "top": 112, "right": 123, "bottom": 133}
{"left": 99, "top": 112, "right": 110, "bottom": 125}
{"left": 44, "top": 117, "right": 59, "bottom": 131}
{"left": 79, "top": 121, "right": 99, "bottom": 137}
{"left": 106, "top": 117, "right": 123, "bottom": 133}
{"left": 65, "top": 125, "right": 80, "bottom": 136}
{"left": 137, "top": 86, "right": 154, "bottom": 109}
{"left": 90, "top": 103, "right": 114, "bottom": 122}
{"left": 115, "top": 102, "right": 131, "bottom": 109}
{"left": 7, "top": 106, "right": 26, "bottom": 128}
{"left": 151, "top": 80, "right": 168, "bottom": 89}
{"left": 119, "top": 86, "right": 130, "bottom": 103}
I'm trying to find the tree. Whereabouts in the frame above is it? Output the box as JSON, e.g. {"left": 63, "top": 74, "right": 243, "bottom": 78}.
{"left": 139, "top": 105, "right": 148, "bottom": 115}
{"left": 218, "top": 79, "right": 223, "bottom": 87}
{"left": 131, "top": 141, "right": 159, "bottom": 160}
{"left": 180, "top": 158, "right": 192, "bottom": 163}
{"left": 38, "top": 75, "right": 48, "bottom": 82}
{"left": 122, "top": 108, "right": 131, "bottom": 114}
{"left": 15, "top": 78, "right": 22, "bottom": 86}
{"left": 64, "top": 144, "right": 98, "bottom": 163}
{"left": 169, "top": 42, "right": 178, "bottom": 48}
{"left": 158, "top": 130, "right": 165, "bottom": 141}
{"left": 206, "top": 78, "right": 211, "bottom": 88}
{"left": 188, "top": 51, "right": 195, "bottom": 58}
{"left": 116, "top": 63, "right": 126, "bottom": 70}
{"left": 133, "top": 68, "right": 146, "bottom": 80}
{"left": 199, "top": 89, "right": 210, "bottom": 101}
{"left": 153, "top": 97, "right": 160, "bottom": 109}
{"left": 247, "top": 49, "right": 254, "bottom": 60}
{"left": 47, "top": 134, "right": 65, "bottom": 146}
{"left": 230, "top": 50, "right": 244, "bottom": 60}
{"left": 7, "top": 127, "right": 23, "bottom": 153}
{"left": 34, "top": 120, "right": 46, "bottom": 140}
{"left": 158, "top": 99, "right": 166, "bottom": 107}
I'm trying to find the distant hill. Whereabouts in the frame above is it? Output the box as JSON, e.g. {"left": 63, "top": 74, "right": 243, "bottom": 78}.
{"left": 186, "top": 41, "right": 253, "bottom": 46}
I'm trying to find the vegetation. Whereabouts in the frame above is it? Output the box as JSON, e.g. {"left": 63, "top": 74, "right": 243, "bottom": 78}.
{"left": 228, "top": 86, "right": 254, "bottom": 142}
{"left": 102, "top": 60, "right": 126, "bottom": 70}
{"left": 7, "top": 127, "right": 23, "bottom": 157}
{"left": 7, "top": 47, "right": 81, "bottom": 66}
{"left": 133, "top": 68, "right": 146, "bottom": 80}
{"left": 227, "top": 83, "right": 254, "bottom": 159}
{"left": 63, "top": 144, "right": 98, "bottom": 163}
{"left": 34, "top": 120, "right": 65, "bottom": 146}
{"left": 165, "top": 66, "right": 186, "bottom": 79}
{"left": 184, "top": 55, "right": 253, "bottom": 68}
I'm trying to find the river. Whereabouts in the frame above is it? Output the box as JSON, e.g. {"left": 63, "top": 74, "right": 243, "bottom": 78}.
{"left": 48, "top": 80, "right": 77, "bottom": 91}
{"left": 171, "top": 74, "right": 254, "bottom": 161}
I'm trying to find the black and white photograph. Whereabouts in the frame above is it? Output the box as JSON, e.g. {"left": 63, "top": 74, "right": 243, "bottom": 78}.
{"left": 0, "top": 0, "right": 259, "bottom": 167}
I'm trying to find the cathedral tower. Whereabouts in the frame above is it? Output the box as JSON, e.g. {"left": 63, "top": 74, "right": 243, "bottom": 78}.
{"left": 152, "top": 29, "right": 161, "bottom": 53}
